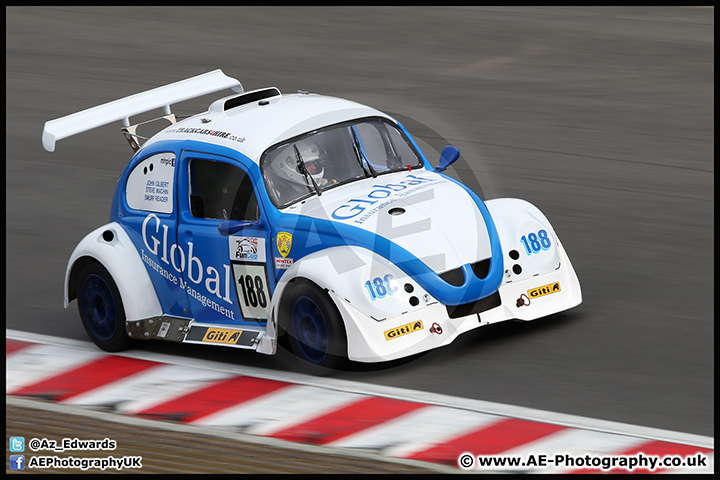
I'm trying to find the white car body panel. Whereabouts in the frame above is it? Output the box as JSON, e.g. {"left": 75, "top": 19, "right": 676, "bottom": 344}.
{"left": 64, "top": 223, "right": 162, "bottom": 321}
{"left": 285, "top": 170, "right": 492, "bottom": 273}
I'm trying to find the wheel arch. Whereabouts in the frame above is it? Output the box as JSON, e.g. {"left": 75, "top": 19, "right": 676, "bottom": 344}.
{"left": 279, "top": 277, "right": 349, "bottom": 365}
{"left": 65, "top": 222, "right": 163, "bottom": 321}
{"left": 485, "top": 197, "right": 566, "bottom": 281}
{"left": 271, "top": 245, "right": 418, "bottom": 322}
{"left": 266, "top": 245, "right": 428, "bottom": 361}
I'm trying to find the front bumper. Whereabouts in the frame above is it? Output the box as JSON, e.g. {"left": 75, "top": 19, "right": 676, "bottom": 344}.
{"left": 337, "top": 241, "right": 581, "bottom": 363}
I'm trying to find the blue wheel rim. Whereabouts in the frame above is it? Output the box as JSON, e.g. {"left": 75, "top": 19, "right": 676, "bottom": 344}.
{"left": 291, "top": 295, "right": 329, "bottom": 364}
{"left": 80, "top": 274, "right": 118, "bottom": 342}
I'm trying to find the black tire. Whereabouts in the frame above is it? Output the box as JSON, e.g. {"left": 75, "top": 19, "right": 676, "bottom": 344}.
{"left": 76, "top": 262, "right": 133, "bottom": 352}
{"left": 282, "top": 280, "right": 348, "bottom": 370}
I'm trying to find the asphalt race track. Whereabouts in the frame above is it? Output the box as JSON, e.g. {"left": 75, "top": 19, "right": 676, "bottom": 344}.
{"left": 6, "top": 6, "right": 713, "bottom": 440}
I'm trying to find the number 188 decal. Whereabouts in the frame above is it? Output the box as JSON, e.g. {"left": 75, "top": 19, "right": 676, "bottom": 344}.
{"left": 232, "top": 262, "right": 271, "bottom": 322}
{"left": 520, "top": 229, "right": 552, "bottom": 255}
{"left": 365, "top": 274, "right": 398, "bottom": 300}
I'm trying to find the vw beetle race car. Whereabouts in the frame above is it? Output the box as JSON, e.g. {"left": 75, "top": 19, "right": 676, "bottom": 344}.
{"left": 43, "top": 70, "right": 581, "bottom": 369}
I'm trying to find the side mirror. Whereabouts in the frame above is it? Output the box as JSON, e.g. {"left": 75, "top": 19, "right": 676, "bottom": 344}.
{"left": 218, "top": 219, "right": 264, "bottom": 236}
{"left": 436, "top": 146, "right": 460, "bottom": 173}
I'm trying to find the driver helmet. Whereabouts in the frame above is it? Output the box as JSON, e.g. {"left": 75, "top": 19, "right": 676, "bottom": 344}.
{"left": 271, "top": 140, "right": 325, "bottom": 187}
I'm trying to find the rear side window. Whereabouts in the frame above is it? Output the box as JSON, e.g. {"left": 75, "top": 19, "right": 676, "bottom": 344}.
{"left": 188, "top": 159, "right": 259, "bottom": 221}
{"left": 126, "top": 152, "right": 176, "bottom": 214}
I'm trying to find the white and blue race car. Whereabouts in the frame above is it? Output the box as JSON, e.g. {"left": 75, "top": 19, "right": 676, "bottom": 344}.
{"left": 43, "top": 70, "right": 581, "bottom": 369}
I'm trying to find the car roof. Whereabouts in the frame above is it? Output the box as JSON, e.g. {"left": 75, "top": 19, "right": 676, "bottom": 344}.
{"left": 143, "top": 91, "right": 393, "bottom": 163}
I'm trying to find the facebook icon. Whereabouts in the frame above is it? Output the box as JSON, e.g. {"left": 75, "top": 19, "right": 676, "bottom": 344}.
{"left": 9, "top": 455, "right": 25, "bottom": 470}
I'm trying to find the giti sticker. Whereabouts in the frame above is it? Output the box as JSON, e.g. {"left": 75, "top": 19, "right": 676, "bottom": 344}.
{"left": 202, "top": 328, "right": 243, "bottom": 344}
{"left": 229, "top": 235, "right": 266, "bottom": 262}
{"left": 277, "top": 231, "right": 292, "bottom": 258}
{"left": 527, "top": 282, "right": 561, "bottom": 299}
{"left": 384, "top": 320, "right": 424, "bottom": 340}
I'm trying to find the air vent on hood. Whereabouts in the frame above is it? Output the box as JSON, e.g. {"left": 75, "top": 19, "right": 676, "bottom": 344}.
{"left": 439, "top": 267, "right": 464, "bottom": 287}
{"left": 439, "top": 258, "right": 492, "bottom": 287}
{"left": 471, "top": 258, "right": 491, "bottom": 279}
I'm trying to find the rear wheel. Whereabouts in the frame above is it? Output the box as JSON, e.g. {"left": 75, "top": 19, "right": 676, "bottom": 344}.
{"left": 283, "top": 281, "right": 348, "bottom": 370}
{"left": 76, "top": 262, "right": 133, "bottom": 352}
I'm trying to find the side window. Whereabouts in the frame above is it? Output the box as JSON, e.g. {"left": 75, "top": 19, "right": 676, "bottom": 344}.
{"left": 189, "top": 159, "right": 259, "bottom": 221}
{"left": 126, "top": 152, "right": 176, "bottom": 214}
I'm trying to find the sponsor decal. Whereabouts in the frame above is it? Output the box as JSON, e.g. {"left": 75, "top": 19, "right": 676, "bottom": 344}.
{"left": 165, "top": 127, "right": 246, "bottom": 143}
{"left": 384, "top": 320, "right": 424, "bottom": 340}
{"left": 277, "top": 231, "right": 292, "bottom": 258}
{"left": 202, "top": 328, "right": 243, "bottom": 344}
{"left": 229, "top": 235, "right": 266, "bottom": 262}
{"left": 527, "top": 282, "right": 561, "bottom": 299}
{"left": 330, "top": 174, "right": 438, "bottom": 223}
{"left": 141, "top": 214, "right": 235, "bottom": 321}
{"left": 275, "top": 257, "right": 293, "bottom": 270}
{"left": 126, "top": 152, "right": 175, "bottom": 214}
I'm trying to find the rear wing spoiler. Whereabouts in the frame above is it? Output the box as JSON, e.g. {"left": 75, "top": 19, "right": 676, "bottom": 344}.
{"left": 42, "top": 69, "right": 243, "bottom": 152}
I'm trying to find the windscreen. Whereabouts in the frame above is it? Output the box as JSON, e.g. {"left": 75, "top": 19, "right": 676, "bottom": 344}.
{"left": 260, "top": 117, "right": 423, "bottom": 208}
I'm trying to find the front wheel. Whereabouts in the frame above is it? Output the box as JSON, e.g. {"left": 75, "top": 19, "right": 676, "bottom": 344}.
{"left": 76, "top": 262, "right": 133, "bottom": 352}
{"left": 283, "top": 281, "right": 348, "bottom": 370}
